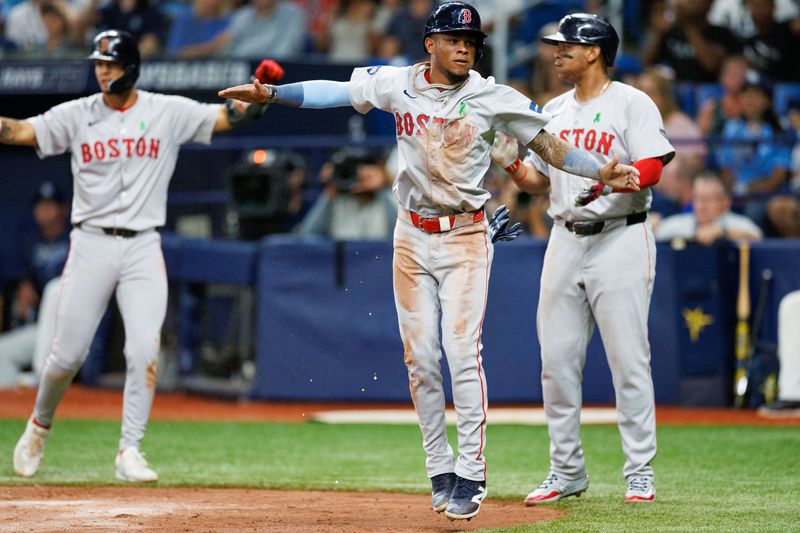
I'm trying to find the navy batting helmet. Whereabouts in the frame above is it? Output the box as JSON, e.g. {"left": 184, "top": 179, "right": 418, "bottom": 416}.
{"left": 541, "top": 13, "right": 620, "bottom": 67}
{"left": 423, "top": 2, "right": 487, "bottom": 61}
{"left": 87, "top": 29, "right": 141, "bottom": 94}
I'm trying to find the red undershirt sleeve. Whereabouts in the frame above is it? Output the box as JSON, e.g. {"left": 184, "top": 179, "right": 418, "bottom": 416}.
{"left": 613, "top": 157, "right": 664, "bottom": 192}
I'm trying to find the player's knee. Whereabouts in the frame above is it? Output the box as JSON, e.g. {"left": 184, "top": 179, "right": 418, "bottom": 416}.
{"left": 42, "top": 352, "right": 83, "bottom": 378}
{"left": 406, "top": 359, "right": 441, "bottom": 385}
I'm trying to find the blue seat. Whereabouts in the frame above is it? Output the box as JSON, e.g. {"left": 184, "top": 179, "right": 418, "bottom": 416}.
{"left": 695, "top": 83, "right": 723, "bottom": 114}
{"left": 674, "top": 83, "right": 697, "bottom": 117}
{"left": 773, "top": 83, "right": 800, "bottom": 116}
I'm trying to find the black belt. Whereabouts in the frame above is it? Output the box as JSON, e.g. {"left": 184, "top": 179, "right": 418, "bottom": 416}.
{"left": 565, "top": 211, "right": 647, "bottom": 236}
{"left": 76, "top": 223, "right": 138, "bottom": 238}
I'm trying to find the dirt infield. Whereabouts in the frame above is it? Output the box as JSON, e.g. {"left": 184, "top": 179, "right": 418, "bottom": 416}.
{"left": 0, "top": 486, "right": 562, "bottom": 533}
{"left": 0, "top": 385, "right": 798, "bottom": 424}
{"left": 1, "top": 386, "right": 797, "bottom": 532}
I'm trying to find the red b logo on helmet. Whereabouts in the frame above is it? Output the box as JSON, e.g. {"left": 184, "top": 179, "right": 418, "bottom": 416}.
{"left": 459, "top": 8, "right": 472, "bottom": 24}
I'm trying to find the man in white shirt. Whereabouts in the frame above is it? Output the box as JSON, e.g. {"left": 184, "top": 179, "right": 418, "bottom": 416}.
{"left": 655, "top": 173, "right": 762, "bottom": 244}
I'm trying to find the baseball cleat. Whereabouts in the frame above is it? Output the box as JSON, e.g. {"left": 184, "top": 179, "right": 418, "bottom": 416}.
{"left": 624, "top": 475, "right": 655, "bottom": 502}
{"left": 431, "top": 472, "right": 457, "bottom": 512}
{"left": 13, "top": 418, "right": 50, "bottom": 477}
{"left": 444, "top": 476, "right": 487, "bottom": 521}
{"left": 757, "top": 400, "right": 800, "bottom": 419}
{"left": 115, "top": 447, "right": 159, "bottom": 483}
{"left": 524, "top": 472, "right": 589, "bottom": 504}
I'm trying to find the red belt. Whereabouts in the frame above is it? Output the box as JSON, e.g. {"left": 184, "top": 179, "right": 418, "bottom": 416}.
{"left": 409, "top": 209, "right": 485, "bottom": 233}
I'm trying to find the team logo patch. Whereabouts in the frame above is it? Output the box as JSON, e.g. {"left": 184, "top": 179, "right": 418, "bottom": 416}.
{"left": 367, "top": 66, "right": 382, "bottom": 75}
{"left": 459, "top": 8, "right": 472, "bottom": 24}
{"left": 529, "top": 101, "right": 542, "bottom": 113}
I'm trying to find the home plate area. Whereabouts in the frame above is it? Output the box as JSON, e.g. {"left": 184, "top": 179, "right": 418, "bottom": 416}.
{"left": 1, "top": 486, "right": 563, "bottom": 532}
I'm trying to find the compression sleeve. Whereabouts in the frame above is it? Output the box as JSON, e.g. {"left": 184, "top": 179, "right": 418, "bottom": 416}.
{"left": 632, "top": 157, "right": 663, "bottom": 188}
{"left": 272, "top": 81, "right": 352, "bottom": 109}
{"left": 562, "top": 148, "right": 603, "bottom": 180}
{"left": 611, "top": 157, "right": 664, "bottom": 192}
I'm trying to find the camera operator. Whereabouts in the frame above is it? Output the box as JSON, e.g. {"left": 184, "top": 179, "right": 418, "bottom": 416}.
{"left": 297, "top": 149, "right": 398, "bottom": 240}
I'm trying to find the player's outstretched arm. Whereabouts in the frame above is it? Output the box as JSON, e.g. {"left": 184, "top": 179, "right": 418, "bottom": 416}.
{"left": 0, "top": 117, "right": 36, "bottom": 147}
{"left": 527, "top": 131, "right": 639, "bottom": 191}
{"left": 218, "top": 79, "right": 352, "bottom": 109}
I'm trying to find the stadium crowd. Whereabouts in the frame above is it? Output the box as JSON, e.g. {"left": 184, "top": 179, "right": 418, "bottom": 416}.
{"left": 1, "top": 0, "right": 800, "bottom": 242}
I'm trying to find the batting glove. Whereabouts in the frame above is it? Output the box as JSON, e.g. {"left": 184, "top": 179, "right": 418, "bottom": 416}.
{"left": 488, "top": 204, "right": 524, "bottom": 243}
{"left": 255, "top": 59, "right": 285, "bottom": 85}
{"left": 491, "top": 131, "right": 520, "bottom": 169}
{"left": 574, "top": 183, "right": 612, "bottom": 207}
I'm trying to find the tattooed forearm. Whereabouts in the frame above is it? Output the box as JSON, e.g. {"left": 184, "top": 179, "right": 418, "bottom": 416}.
{"left": 0, "top": 117, "right": 36, "bottom": 146}
{"left": 0, "top": 117, "right": 14, "bottom": 143}
{"left": 527, "top": 131, "right": 601, "bottom": 180}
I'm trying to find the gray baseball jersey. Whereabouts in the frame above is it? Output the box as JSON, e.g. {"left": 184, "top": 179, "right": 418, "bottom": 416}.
{"left": 348, "top": 62, "right": 550, "bottom": 482}
{"left": 528, "top": 82, "right": 674, "bottom": 221}
{"left": 29, "top": 91, "right": 218, "bottom": 230}
{"left": 349, "top": 63, "right": 550, "bottom": 215}
{"left": 526, "top": 82, "right": 674, "bottom": 482}
{"left": 26, "top": 90, "right": 218, "bottom": 453}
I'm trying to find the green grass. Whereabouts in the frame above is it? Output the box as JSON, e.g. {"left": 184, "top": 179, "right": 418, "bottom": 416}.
{"left": 1, "top": 419, "right": 799, "bottom": 532}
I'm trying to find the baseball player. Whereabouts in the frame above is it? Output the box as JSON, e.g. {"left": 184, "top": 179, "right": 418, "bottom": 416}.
{"left": 218, "top": 2, "right": 638, "bottom": 520}
{"left": 4, "top": 30, "right": 276, "bottom": 482}
{"left": 491, "top": 14, "right": 675, "bottom": 504}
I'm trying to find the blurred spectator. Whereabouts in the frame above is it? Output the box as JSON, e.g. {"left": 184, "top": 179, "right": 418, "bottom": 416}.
{"left": 297, "top": 148, "right": 397, "bottom": 240}
{"left": 715, "top": 70, "right": 790, "bottom": 222}
{"left": 642, "top": 0, "right": 742, "bottom": 82}
{"left": 529, "top": 22, "right": 570, "bottom": 107}
{"left": 316, "top": 0, "right": 377, "bottom": 63}
{"left": 649, "top": 155, "right": 696, "bottom": 220}
{"left": 0, "top": 182, "right": 69, "bottom": 389}
{"left": 25, "top": 1, "right": 77, "bottom": 57}
{"left": 179, "top": 0, "right": 306, "bottom": 59}
{"left": 166, "top": 0, "right": 232, "bottom": 57}
{"left": 81, "top": 0, "right": 166, "bottom": 57}
{"left": 0, "top": 16, "right": 19, "bottom": 57}
{"left": 655, "top": 173, "right": 762, "bottom": 245}
{"left": 371, "top": 0, "right": 399, "bottom": 34}
{"left": 637, "top": 67, "right": 706, "bottom": 183}
{"left": 696, "top": 55, "right": 748, "bottom": 137}
{"left": 787, "top": 98, "right": 800, "bottom": 191}
{"left": 386, "top": 0, "right": 433, "bottom": 64}
{"left": 764, "top": 195, "right": 800, "bottom": 238}
{"left": 612, "top": 54, "right": 644, "bottom": 86}
{"left": 709, "top": 0, "right": 799, "bottom": 39}
{"left": 6, "top": 0, "right": 47, "bottom": 50}
{"left": 742, "top": 0, "right": 800, "bottom": 82}
{"left": 290, "top": 0, "right": 337, "bottom": 42}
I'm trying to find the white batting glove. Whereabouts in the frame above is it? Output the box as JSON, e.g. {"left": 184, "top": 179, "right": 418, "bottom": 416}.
{"left": 574, "top": 183, "right": 613, "bottom": 207}
{"left": 491, "top": 131, "right": 521, "bottom": 169}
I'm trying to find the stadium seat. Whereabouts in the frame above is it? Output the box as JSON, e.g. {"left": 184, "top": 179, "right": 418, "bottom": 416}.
{"left": 695, "top": 83, "right": 723, "bottom": 114}
{"left": 674, "top": 83, "right": 697, "bottom": 117}
{"left": 773, "top": 82, "right": 800, "bottom": 116}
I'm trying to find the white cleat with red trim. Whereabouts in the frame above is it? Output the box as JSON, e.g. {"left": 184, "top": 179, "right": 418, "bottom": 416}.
{"left": 625, "top": 475, "right": 655, "bottom": 503}
{"left": 524, "top": 472, "right": 589, "bottom": 505}
{"left": 13, "top": 418, "right": 50, "bottom": 477}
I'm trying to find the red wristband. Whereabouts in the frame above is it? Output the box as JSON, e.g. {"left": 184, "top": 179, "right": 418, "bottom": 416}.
{"left": 504, "top": 159, "right": 522, "bottom": 175}
{"left": 511, "top": 165, "right": 528, "bottom": 184}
